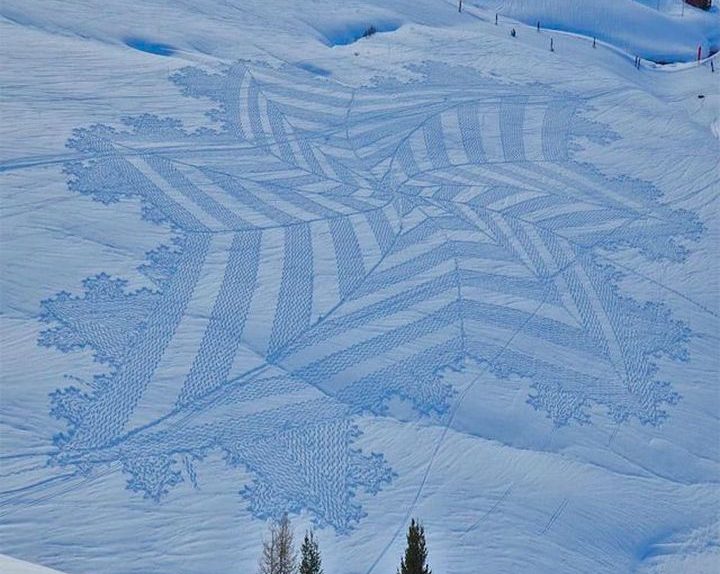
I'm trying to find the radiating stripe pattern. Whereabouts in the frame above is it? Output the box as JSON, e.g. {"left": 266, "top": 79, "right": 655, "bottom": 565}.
{"left": 39, "top": 61, "right": 699, "bottom": 530}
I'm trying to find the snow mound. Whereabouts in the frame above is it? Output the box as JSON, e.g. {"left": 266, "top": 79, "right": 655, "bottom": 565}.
{"left": 317, "top": 20, "right": 402, "bottom": 46}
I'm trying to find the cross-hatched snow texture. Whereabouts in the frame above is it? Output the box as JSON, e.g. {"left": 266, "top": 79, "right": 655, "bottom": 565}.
{"left": 41, "top": 61, "right": 700, "bottom": 530}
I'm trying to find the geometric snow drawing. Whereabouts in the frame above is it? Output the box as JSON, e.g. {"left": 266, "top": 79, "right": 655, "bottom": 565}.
{"left": 40, "top": 61, "right": 700, "bottom": 530}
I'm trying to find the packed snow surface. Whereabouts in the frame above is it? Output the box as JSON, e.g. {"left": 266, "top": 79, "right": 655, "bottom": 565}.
{"left": 0, "top": 555, "right": 68, "bottom": 574}
{"left": 1, "top": 1, "right": 718, "bottom": 573}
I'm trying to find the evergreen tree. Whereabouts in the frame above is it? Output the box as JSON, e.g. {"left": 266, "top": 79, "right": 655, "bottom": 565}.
{"left": 258, "top": 514, "right": 297, "bottom": 574}
{"left": 397, "top": 519, "right": 431, "bottom": 574}
{"left": 299, "top": 529, "right": 324, "bottom": 574}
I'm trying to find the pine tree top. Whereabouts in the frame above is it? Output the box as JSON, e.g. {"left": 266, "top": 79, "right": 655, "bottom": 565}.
{"left": 299, "top": 529, "right": 323, "bottom": 574}
{"left": 398, "top": 519, "right": 432, "bottom": 574}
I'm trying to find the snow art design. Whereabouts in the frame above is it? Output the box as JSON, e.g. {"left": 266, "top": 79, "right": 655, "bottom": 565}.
{"left": 39, "top": 61, "right": 700, "bottom": 531}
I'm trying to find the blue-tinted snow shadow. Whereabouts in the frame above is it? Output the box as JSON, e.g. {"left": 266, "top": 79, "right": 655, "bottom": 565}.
{"left": 321, "top": 22, "right": 401, "bottom": 46}
{"left": 124, "top": 37, "right": 176, "bottom": 56}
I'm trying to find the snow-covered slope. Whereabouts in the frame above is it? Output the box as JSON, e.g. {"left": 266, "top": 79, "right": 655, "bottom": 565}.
{"left": 0, "top": 555, "right": 68, "bottom": 574}
{"left": 474, "top": 0, "right": 720, "bottom": 63}
{"left": 1, "top": 1, "right": 718, "bottom": 573}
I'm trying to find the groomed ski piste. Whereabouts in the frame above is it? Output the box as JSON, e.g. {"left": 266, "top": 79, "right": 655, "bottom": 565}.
{"left": 1, "top": 1, "right": 718, "bottom": 573}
